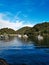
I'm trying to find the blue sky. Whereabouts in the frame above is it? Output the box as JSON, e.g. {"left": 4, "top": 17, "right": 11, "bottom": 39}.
{"left": 0, "top": 0, "right": 49, "bottom": 30}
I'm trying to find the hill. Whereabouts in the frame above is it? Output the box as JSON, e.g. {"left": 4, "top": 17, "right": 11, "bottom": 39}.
{"left": 33, "top": 22, "right": 49, "bottom": 34}
{"left": 16, "top": 26, "right": 31, "bottom": 34}
{"left": 16, "top": 22, "right": 49, "bottom": 36}
{"left": 0, "top": 22, "right": 49, "bottom": 37}
{"left": 0, "top": 28, "right": 16, "bottom": 35}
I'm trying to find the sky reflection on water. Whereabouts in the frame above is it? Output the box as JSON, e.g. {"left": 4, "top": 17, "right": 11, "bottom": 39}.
{"left": 0, "top": 37, "right": 34, "bottom": 50}
{"left": 0, "top": 37, "right": 49, "bottom": 65}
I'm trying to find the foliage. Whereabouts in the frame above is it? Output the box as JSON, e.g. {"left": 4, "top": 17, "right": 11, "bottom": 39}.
{"left": 16, "top": 26, "right": 31, "bottom": 35}
{"left": 0, "top": 28, "right": 16, "bottom": 34}
{"left": 16, "top": 22, "right": 49, "bottom": 36}
{"left": 1, "top": 22, "right": 49, "bottom": 35}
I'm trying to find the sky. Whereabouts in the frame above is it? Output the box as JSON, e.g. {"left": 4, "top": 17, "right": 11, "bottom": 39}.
{"left": 0, "top": 0, "right": 49, "bottom": 30}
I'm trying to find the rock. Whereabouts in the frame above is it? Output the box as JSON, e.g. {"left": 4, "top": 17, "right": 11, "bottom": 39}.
{"left": 37, "top": 35, "right": 43, "bottom": 41}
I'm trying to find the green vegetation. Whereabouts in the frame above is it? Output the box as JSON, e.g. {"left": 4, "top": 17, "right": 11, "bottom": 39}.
{"left": 16, "top": 22, "right": 49, "bottom": 47}
{"left": 33, "top": 22, "right": 49, "bottom": 34}
{"left": 16, "top": 26, "right": 31, "bottom": 35}
{"left": 0, "top": 22, "right": 49, "bottom": 46}
{"left": 1, "top": 22, "right": 49, "bottom": 36}
{"left": 16, "top": 22, "right": 49, "bottom": 36}
{"left": 0, "top": 28, "right": 16, "bottom": 35}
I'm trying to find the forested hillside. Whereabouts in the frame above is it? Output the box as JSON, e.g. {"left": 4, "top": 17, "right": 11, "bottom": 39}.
{"left": 16, "top": 22, "right": 49, "bottom": 36}
{"left": 0, "top": 28, "right": 16, "bottom": 34}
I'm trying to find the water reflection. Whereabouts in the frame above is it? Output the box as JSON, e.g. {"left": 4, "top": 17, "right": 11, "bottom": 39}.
{"left": 0, "top": 36, "right": 49, "bottom": 49}
{"left": 0, "top": 37, "right": 35, "bottom": 50}
{"left": 0, "top": 37, "right": 49, "bottom": 65}
{"left": 28, "top": 35, "right": 49, "bottom": 47}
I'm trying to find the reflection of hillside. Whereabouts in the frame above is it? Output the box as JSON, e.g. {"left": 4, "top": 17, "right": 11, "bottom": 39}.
{"left": 0, "top": 36, "right": 15, "bottom": 42}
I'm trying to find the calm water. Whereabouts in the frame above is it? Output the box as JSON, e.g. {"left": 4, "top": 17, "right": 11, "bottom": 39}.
{"left": 0, "top": 37, "right": 49, "bottom": 65}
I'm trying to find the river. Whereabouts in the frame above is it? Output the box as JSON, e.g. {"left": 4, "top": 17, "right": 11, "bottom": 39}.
{"left": 0, "top": 37, "right": 49, "bottom": 65}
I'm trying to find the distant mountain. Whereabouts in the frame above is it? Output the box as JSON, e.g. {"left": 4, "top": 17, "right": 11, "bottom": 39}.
{"left": 0, "top": 28, "right": 16, "bottom": 34}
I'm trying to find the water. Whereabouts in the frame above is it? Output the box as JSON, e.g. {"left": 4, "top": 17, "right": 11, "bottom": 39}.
{"left": 0, "top": 37, "right": 49, "bottom": 65}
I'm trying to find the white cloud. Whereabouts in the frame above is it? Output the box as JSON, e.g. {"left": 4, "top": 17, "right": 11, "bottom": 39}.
{"left": 0, "top": 13, "right": 34, "bottom": 30}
